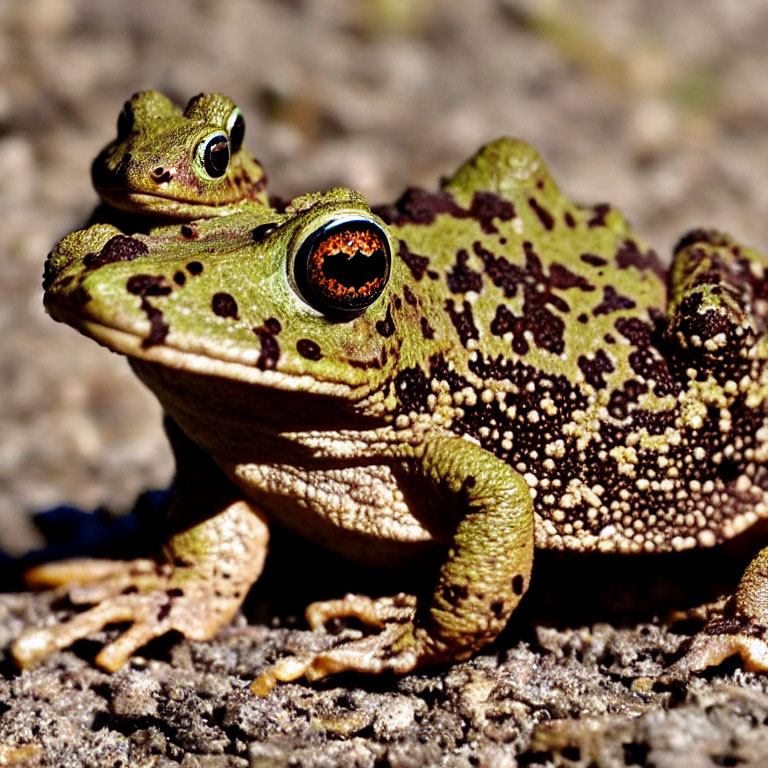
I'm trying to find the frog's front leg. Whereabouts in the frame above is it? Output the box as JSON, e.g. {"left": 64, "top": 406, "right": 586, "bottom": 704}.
{"left": 252, "top": 435, "right": 534, "bottom": 692}
{"left": 666, "top": 229, "right": 765, "bottom": 379}
{"left": 665, "top": 547, "right": 768, "bottom": 679}
{"left": 13, "top": 424, "right": 269, "bottom": 671}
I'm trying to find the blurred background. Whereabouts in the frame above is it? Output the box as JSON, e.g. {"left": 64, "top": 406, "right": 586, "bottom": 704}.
{"left": 2, "top": 0, "right": 768, "bottom": 555}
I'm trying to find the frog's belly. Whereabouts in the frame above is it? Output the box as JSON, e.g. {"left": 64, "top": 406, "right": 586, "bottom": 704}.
{"left": 227, "top": 461, "right": 444, "bottom": 567}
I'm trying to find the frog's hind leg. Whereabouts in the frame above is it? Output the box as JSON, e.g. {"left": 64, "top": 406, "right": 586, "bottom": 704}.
{"left": 666, "top": 229, "right": 768, "bottom": 382}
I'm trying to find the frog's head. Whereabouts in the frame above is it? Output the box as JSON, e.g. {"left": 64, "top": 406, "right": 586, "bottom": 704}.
{"left": 43, "top": 189, "right": 416, "bottom": 405}
{"left": 91, "top": 91, "right": 269, "bottom": 219}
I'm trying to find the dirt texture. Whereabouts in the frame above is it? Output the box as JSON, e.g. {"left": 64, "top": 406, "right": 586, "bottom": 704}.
{"left": 3, "top": 1, "right": 768, "bottom": 765}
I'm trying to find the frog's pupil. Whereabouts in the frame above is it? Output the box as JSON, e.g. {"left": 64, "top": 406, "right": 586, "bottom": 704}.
{"left": 229, "top": 113, "right": 245, "bottom": 154}
{"left": 204, "top": 135, "right": 230, "bottom": 178}
{"left": 321, "top": 246, "right": 387, "bottom": 290}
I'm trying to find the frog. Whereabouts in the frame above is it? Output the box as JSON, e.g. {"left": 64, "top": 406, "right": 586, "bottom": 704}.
{"left": 90, "top": 90, "right": 269, "bottom": 220}
{"left": 15, "top": 90, "right": 768, "bottom": 691}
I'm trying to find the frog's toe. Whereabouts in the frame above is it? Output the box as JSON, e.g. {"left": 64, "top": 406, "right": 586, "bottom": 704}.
{"left": 12, "top": 591, "right": 164, "bottom": 670}
{"left": 23, "top": 557, "right": 157, "bottom": 591}
{"left": 305, "top": 592, "right": 417, "bottom": 631}
{"left": 251, "top": 622, "right": 427, "bottom": 695}
{"left": 664, "top": 617, "right": 768, "bottom": 682}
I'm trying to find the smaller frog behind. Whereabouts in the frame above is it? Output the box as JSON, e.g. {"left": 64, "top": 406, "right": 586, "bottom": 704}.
{"left": 91, "top": 91, "right": 269, "bottom": 220}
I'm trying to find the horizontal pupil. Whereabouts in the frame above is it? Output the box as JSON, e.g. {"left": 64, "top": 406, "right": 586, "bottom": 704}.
{"left": 320, "top": 246, "right": 386, "bottom": 290}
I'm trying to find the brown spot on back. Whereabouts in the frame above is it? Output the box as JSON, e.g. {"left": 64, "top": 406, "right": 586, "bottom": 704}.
{"left": 588, "top": 203, "right": 610, "bottom": 228}
{"left": 446, "top": 299, "right": 479, "bottom": 347}
{"left": 593, "top": 285, "right": 637, "bottom": 316}
{"left": 528, "top": 197, "right": 554, "bottom": 231}
{"left": 186, "top": 261, "right": 203, "bottom": 275}
{"left": 447, "top": 249, "right": 483, "bottom": 294}
{"left": 396, "top": 240, "right": 430, "bottom": 281}
{"left": 83, "top": 235, "right": 148, "bottom": 269}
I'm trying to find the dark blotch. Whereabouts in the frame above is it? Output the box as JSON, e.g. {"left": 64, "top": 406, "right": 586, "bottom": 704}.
{"left": 512, "top": 575, "right": 525, "bottom": 595}
{"left": 578, "top": 348, "right": 615, "bottom": 390}
{"left": 396, "top": 239, "right": 430, "bottom": 281}
{"left": 446, "top": 299, "right": 479, "bottom": 347}
{"left": 253, "top": 323, "right": 281, "bottom": 370}
{"left": 528, "top": 197, "right": 554, "bottom": 231}
{"left": 375, "top": 305, "right": 396, "bottom": 338}
{"left": 297, "top": 338, "right": 322, "bottom": 361}
{"left": 264, "top": 317, "right": 281, "bottom": 335}
{"left": 186, "top": 261, "right": 203, "bottom": 275}
{"left": 394, "top": 366, "right": 431, "bottom": 413}
{"left": 588, "top": 203, "right": 611, "bottom": 228}
{"left": 212, "top": 292, "right": 239, "bottom": 319}
{"left": 447, "top": 249, "right": 483, "bottom": 294}
{"left": 593, "top": 285, "right": 636, "bottom": 316}
{"left": 580, "top": 253, "right": 607, "bottom": 267}
{"left": 180, "top": 224, "right": 197, "bottom": 239}
{"left": 83, "top": 235, "right": 148, "bottom": 269}
{"left": 173, "top": 271, "right": 186, "bottom": 286}
{"left": 126, "top": 274, "right": 172, "bottom": 297}
{"left": 420, "top": 317, "right": 435, "bottom": 340}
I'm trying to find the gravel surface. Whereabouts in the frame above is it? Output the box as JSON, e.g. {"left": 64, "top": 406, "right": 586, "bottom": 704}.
{"left": 3, "top": 1, "right": 768, "bottom": 765}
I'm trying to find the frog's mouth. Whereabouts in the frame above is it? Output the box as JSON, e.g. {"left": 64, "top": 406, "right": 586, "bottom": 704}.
{"left": 97, "top": 189, "right": 247, "bottom": 220}
{"left": 46, "top": 300, "right": 362, "bottom": 400}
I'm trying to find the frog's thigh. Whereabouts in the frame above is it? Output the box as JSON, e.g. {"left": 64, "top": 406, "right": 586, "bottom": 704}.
{"left": 667, "top": 546, "right": 768, "bottom": 678}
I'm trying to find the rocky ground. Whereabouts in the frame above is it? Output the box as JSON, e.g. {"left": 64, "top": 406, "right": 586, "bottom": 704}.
{"left": 3, "top": 1, "right": 768, "bottom": 765}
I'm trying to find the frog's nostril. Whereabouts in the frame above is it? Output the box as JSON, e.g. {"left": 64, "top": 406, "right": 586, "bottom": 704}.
{"left": 151, "top": 166, "right": 174, "bottom": 184}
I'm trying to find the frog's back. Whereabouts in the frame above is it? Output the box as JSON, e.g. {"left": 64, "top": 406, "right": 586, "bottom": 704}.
{"left": 377, "top": 139, "right": 768, "bottom": 555}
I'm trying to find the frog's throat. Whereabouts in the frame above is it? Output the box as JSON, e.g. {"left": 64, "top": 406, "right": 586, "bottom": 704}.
{"left": 64, "top": 314, "right": 360, "bottom": 398}
{"left": 97, "top": 190, "right": 253, "bottom": 219}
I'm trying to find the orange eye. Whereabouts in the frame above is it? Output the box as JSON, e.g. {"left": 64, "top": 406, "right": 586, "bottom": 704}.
{"left": 294, "top": 218, "right": 391, "bottom": 314}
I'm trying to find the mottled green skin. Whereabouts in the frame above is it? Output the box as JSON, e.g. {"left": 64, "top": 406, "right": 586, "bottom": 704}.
{"left": 20, "top": 95, "right": 768, "bottom": 684}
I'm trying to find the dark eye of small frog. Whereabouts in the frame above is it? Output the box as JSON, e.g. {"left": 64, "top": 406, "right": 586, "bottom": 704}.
{"left": 116, "top": 102, "right": 134, "bottom": 141}
{"left": 197, "top": 132, "right": 230, "bottom": 179}
{"left": 293, "top": 218, "right": 391, "bottom": 315}
{"left": 226, "top": 108, "right": 245, "bottom": 154}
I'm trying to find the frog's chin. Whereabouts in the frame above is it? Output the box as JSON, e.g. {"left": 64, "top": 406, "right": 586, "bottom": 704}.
{"left": 63, "top": 313, "right": 358, "bottom": 398}
{"left": 97, "top": 189, "right": 245, "bottom": 220}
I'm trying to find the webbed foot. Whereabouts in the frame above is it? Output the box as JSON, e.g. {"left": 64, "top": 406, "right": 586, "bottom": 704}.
{"left": 663, "top": 545, "right": 768, "bottom": 681}
{"left": 251, "top": 593, "right": 449, "bottom": 695}
{"left": 12, "top": 556, "right": 244, "bottom": 671}
{"left": 664, "top": 611, "right": 768, "bottom": 682}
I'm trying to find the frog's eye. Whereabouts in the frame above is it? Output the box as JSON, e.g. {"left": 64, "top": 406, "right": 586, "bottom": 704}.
{"left": 293, "top": 217, "right": 391, "bottom": 315}
{"left": 226, "top": 108, "right": 245, "bottom": 154}
{"left": 196, "top": 131, "right": 230, "bottom": 179}
{"left": 116, "top": 101, "right": 134, "bottom": 141}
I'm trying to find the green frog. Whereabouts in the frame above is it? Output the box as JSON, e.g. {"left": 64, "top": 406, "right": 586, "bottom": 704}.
{"left": 15, "top": 92, "right": 768, "bottom": 690}
{"left": 90, "top": 90, "right": 269, "bottom": 219}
